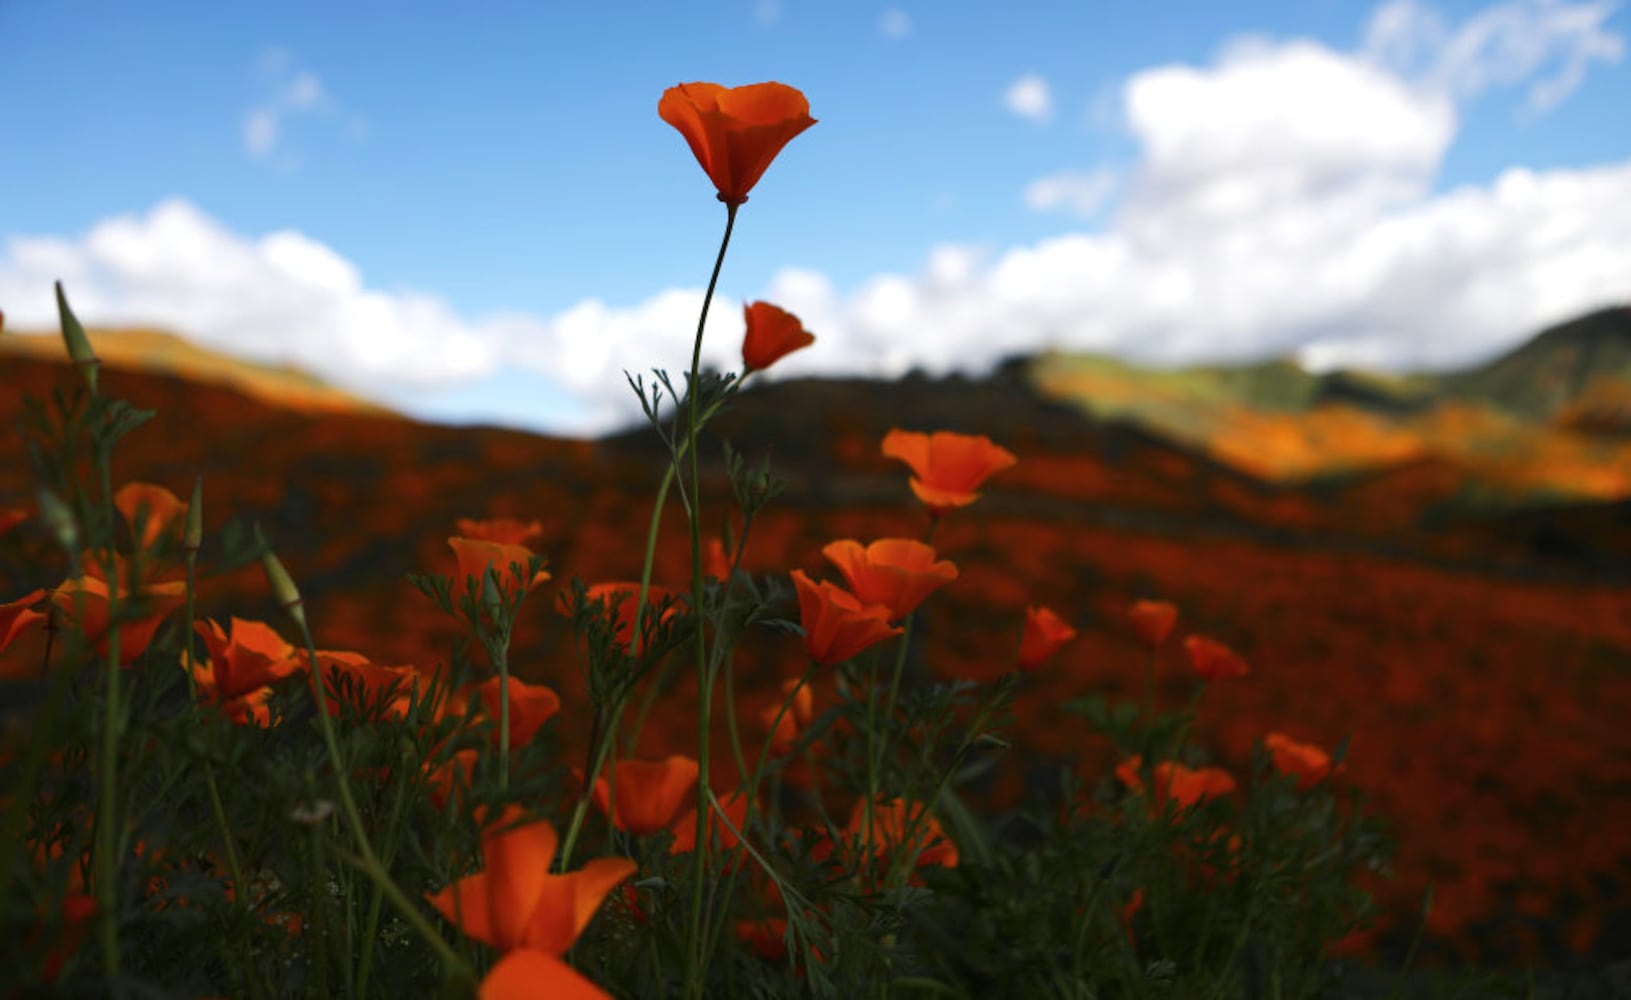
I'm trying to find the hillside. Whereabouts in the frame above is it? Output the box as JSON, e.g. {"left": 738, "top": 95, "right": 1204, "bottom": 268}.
{"left": 2, "top": 352, "right": 1628, "bottom": 967}
{"left": 1029, "top": 305, "right": 1631, "bottom": 502}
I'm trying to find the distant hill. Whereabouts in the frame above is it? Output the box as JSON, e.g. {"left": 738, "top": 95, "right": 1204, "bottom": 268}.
{"left": 1029, "top": 305, "right": 1631, "bottom": 503}
{"left": 0, "top": 326, "right": 394, "bottom": 417}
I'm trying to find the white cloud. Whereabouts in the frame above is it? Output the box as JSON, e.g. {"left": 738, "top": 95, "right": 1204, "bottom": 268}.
{"left": 1003, "top": 72, "right": 1053, "bottom": 122}
{"left": 879, "top": 8, "right": 913, "bottom": 38}
{"left": 1363, "top": 0, "right": 1625, "bottom": 113}
{"left": 242, "top": 51, "right": 352, "bottom": 162}
{"left": 1025, "top": 169, "right": 1119, "bottom": 218}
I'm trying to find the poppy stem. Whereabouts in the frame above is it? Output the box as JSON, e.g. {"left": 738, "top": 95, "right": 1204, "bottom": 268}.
{"left": 92, "top": 443, "right": 122, "bottom": 977}
{"left": 682, "top": 201, "right": 738, "bottom": 1000}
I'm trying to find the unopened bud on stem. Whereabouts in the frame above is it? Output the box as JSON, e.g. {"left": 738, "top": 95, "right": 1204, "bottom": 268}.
{"left": 260, "top": 549, "right": 306, "bottom": 629}
{"left": 54, "top": 282, "right": 99, "bottom": 396}
{"left": 36, "top": 488, "right": 78, "bottom": 553}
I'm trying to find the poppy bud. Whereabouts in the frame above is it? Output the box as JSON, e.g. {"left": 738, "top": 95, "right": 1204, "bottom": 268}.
{"left": 54, "top": 282, "right": 99, "bottom": 395}
{"left": 36, "top": 488, "right": 78, "bottom": 552}
{"left": 260, "top": 550, "right": 306, "bottom": 629}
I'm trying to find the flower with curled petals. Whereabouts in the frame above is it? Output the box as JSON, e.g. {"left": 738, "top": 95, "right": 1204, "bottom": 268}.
{"left": 881, "top": 429, "right": 1017, "bottom": 517}
{"left": 428, "top": 810, "right": 635, "bottom": 957}
{"left": 449, "top": 537, "right": 550, "bottom": 603}
{"left": 790, "top": 570, "right": 901, "bottom": 665}
{"left": 821, "top": 538, "right": 957, "bottom": 623}
{"left": 1128, "top": 599, "right": 1178, "bottom": 649}
{"left": 1265, "top": 732, "right": 1342, "bottom": 791}
{"left": 659, "top": 82, "right": 816, "bottom": 206}
{"left": 741, "top": 301, "right": 815, "bottom": 372}
{"left": 188, "top": 617, "right": 308, "bottom": 725}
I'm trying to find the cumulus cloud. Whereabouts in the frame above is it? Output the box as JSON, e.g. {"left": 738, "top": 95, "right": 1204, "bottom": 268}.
{"left": 1363, "top": 0, "right": 1624, "bottom": 113}
{"left": 1025, "top": 169, "right": 1119, "bottom": 218}
{"left": 879, "top": 8, "right": 913, "bottom": 38}
{"left": 4, "top": 1, "right": 1629, "bottom": 437}
{"left": 243, "top": 50, "right": 356, "bottom": 163}
{"left": 1003, "top": 73, "right": 1053, "bottom": 122}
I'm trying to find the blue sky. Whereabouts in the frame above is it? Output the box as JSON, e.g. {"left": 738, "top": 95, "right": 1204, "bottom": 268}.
{"left": 2, "top": 0, "right": 1628, "bottom": 433}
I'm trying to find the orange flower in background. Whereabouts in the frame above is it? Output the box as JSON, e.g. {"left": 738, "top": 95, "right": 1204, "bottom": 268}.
{"left": 1265, "top": 732, "right": 1342, "bottom": 791}
{"left": 881, "top": 429, "right": 1018, "bottom": 516}
{"left": 190, "top": 618, "right": 308, "bottom": 725}
{"left": 428, "top": 809, "right": 635, "bottom": 959}
{"left": 425, "top": 748, "right": 479, "bottom": 810}
{"left": 1119, "top": 755, "right": 1238, "bottom": 811}
{"left": 0, "top": 588, "right": 45, "bottom": 659}
{"left": 458, "top": 674, "right": 562, "bottom": 749}
{"left": 449, "top": 537, "right": 550, "bottom": 601}
{"left": 53, "top": 564, "right": 187, "bottom": 667}
{"left": 0, "top": 507, "right": 28, "bottom": 536}
{"left": 114, "top": 482, "right": 187, "bottom": 551}
{"left": 760, "top": 677, "right": 814, "bottom": 754}
{"left": 822, "top": 538, "right": 957, "bottom": 622}
{"left": 591, "top": 755, "right": 700, "bottom": 836}
{"left": 1184, "top": 635, "right": 1251, "bottom": 681}
{"left": 659, "top": 81, "right": 816, "bottom": 206}
{"left": 39, "top": 892, "right": 97, "bottom": 984}
{"left": 1128, "top": 599, "right": 1178, "bottom": 649}
{"left": 456, "top": 517, "right": 543, "bottom": 547}
{"left": 670, "top": 789, "right": 750, "bottom": 856}
{"left": 705, "top": 537, "right": 732, "bottom": 581}
{"left": 736, "top": 916, "right": 790, "bottom": 962}
{"left": 741, "top": 301, "right": 815, "bottom": 371}
{"left": 790, "top": 570, "right": 901, "bottom": 665}
{"left": 844, "top": 797, "right": 959, "bottom": 870}
{"left": 1018, "top": 605, "right": 1076, "bottom": 670}
{"left": 480, "top": 948, "right": 612, "bottom": 1000}
{"left": 584, "top": 582, "right": 679, "bottom": 652}
{"left": 316, "top": 651, "right": 419, "bottom": 720}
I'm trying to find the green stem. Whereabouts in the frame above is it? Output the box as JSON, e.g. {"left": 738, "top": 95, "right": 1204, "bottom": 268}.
{"left": 356, "top": 720, "right": 419, "bottom": 997}
{"left": 682, "top": 202, "right": 737, "bottom": 1000}
{"left": 308, "top": 815, "right": 331, "bottom": 999}
{"left": 93, "top": 448, "right": 122, "bottom": 977}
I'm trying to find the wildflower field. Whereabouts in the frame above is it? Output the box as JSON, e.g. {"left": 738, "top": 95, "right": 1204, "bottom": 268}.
{"left": 2, "top": 82, "right": 1628, "bottom": 998}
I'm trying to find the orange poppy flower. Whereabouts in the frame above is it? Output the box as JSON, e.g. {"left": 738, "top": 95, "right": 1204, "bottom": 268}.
{"left": 1018, "top": 605, "right": 1077, "bottom": 670}
{"left": 479, "top": 948, "right": 612, "bottom": 1000}
{"left": 424, "top": 748, "right": 479, "bottom": 811}
{"left": 1264, "top": 732, "right": 1342, "bottom": 791}
{"left": 741, "top": 301, "right": 815, "bottom": 372}
{"left": 1183, "top": 635, "right": 1250, "bottom": 681}
{"left": 880, "top": 429, "right": 1018, "bottom": 516}
{"left": 705, "top": 537, "right": 732, "bottom": 581}
{"left": 52, "top": 560, "right": 187, "bottom": 667}
{"left": 455, "top": 517, "right": 544, "bottom": 547}
{"left": 428, "top": 810, "right": 635, "bottom": 957}
{"left": 669, "top": 788, "right": 750, "bottom": 856}
{"left": 190, "top": 618, "right": 308, "bottom": 725}
{"left": 0, "top": 588, "right": 45, "bottom": 658}
{"left": 760, "top": 677, "right": 814, "bottom": 754}
{"left": 821, "top": 539, "right": 957, "bottom": 623}
{"left": 583, "top": 582, "right": 679, "bottom": 652}
{"left": 456, "top": 674, "right": 562, "bottom": 750}
{"left": 658, "top": 82, "right": 816, "bottom": 206}
{"left": 315, "top": 651, "right": 419, "bottom": 720}
{"left": 1128, "top": 599, "right": 1178, "bottom": 649}
{"left": 39, "top": 892, "right": 97, "bottom": 984}
{"left": 114, "top": 482, "right": 187, "bottom": 551}
{"left": 843, "top": 797, "right": 959, "bottom": 870}
{"left": 789, "top": 570, "right": 901, "bottom": 665}
{"left": 591, "top": 755, "right": 699, "bottom": 836}
{"left": 1117, "top": 755, "right": 1237, "bottom": 811}
{"left": 449, "top": 537, "right": 550, "bottom": 602}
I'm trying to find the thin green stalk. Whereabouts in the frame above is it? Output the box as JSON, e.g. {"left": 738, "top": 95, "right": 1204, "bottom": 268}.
{"left": 557, "top": 713, "right": 617, "bottom": 870}
{"left": 357, "top": 696, "right": 427, "bottom": 997}
{"left": 682, "top": 202, "right": 737, "bottom": 1000}
{"left": 308, "top": 815, "right": 331, "bottom": 999}
{"left": 93, "top": 449, "right": 122, "bottom": 977}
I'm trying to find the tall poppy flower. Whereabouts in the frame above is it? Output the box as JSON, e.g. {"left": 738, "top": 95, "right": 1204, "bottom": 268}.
{"left": 1019, "top": 605, "right": 1077, "bottom": 670}
{"left": 428, "top": 809, "right": 635, "bottom": 959}
{"left": 790, "top": 570, "right": 901, "bottom": 665}
{"left": 659, "top": 82, "right": 816, "bottom": 205}
{"left": 315, "top": 650, "right": 419, "bottom": 721}
{"left": 53, "top": 562, "right": 187, "bottom": 667}
{"left": 456, "top": 674, "right": 562, "bottom": 750}
{"left": 1128, "top": 599, "right": 1178, "bottom": 649}
{"left": 741, "top": 301, "right": 815, "bottom": 372}
{"left": 1264, "top": 732, "right": 1341, "bottom": 791}
{"left": 456, "top": 517, "right": 544, "bottom": 547}
{"left": 190, "top": 618, "right": 308, "bottom": 725}
{"left": 591, "top": 755, "right": 699, "bottom": 836}
{"left": 1183, "top": 635, "right": 1250, "bottom": 682}
{"left": 881, "top": 429, "right": 1018, "bottom": 516}
{"left": 584, "top": 582, "right": 678, "bottom": 652}
{"left": 821, "top": 538, "right": 957, "bottom": 622}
